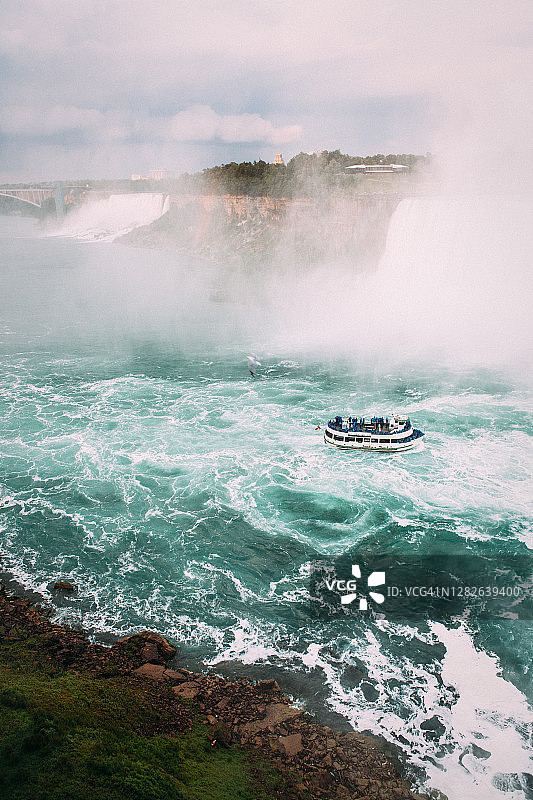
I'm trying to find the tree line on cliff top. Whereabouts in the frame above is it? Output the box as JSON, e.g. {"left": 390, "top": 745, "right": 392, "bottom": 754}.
{"left": 21, "top": 150, "right": 426, "bottom": 200}
{"left": 177, "top": 150, "right": 428, "bottom": 197}
{"left": 81, "top": 151, "right": 427, "bottom": 199}
{"left": 1, "top": 151, "right": 429, "bottom": 204}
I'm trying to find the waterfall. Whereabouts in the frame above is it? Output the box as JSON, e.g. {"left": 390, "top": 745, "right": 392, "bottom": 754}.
{"left": 370, "top": 194, "right": 533, "bottom": 368}
{"left": 267, "top": 193, "right": 533, "bottom": 371}
{"left": 51, "top": 193, "right": 170, "bottom": 241}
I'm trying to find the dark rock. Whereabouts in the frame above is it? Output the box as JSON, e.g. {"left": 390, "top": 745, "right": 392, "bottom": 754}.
{"left": 116, "top": 630, "right": 177, "bottom": 662}
{"left": 52, "top": 581, "right": 76, "bottom": 594}
{"left": 172, "top": 681, "right": 201, "bottom": 699}
{"left": 278, "top": 732, "right": 303, "bottom": 756}
{"left": 340, "top": 658, "right": 368, "bottom": 688}
{"left": 238, "top": 703, "right": 303, "bottom": 735}
{"left": 420, "top": 715, "right": 446, "bottom": 741}
{"left": 335, "top": 788, "right": 352, "bottom": 800}
{"left": 256, "top": 678, "right": 281, "bottom": 694}
{"left": 133, "top": 664, "right": 166, "bottom": 681}
{"left": 315, "top": 770, "right": 334, "bottom": 789}
{"left": 140, "top": 641, "right": 163, "bottom": 665}
{"left": 139, "top": 631, "right": 176, "bottom": 658}
{"left": 162, "top": 668, "right": 189, "bottom": 683}
{"left": 212, "top": 721, "right": 232, "bottom": 748}
{"left": 471, "top": 743, "right": 491, "bottom": 760}
{"left": 360, "top": 680, "right": 380, "bottom": 702}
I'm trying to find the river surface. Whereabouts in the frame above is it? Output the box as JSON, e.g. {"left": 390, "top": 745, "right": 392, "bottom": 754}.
{"left": 0, "top": 208, "right": 532, "bottom": 799}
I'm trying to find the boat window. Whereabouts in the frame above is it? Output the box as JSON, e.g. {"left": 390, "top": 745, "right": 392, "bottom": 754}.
{"left": 371, "top": 438, "right": 379, "bottom": 443}
{"left": 381, "top": 438, "right": 390, "bottom": 444}
{"left": 356, "top": 437, "right": 363, "bottom": 443}
{"left": 325, "top": 430, "right": 333, "bottom": 438}
{"left": 364, "top": 438, "right": 370, "bottom": 443}
{"left": 334, "top": 434, "right": 344, "bottom": 441}
{"left": 346, "top": 436, "right": 355, "bottom": 442}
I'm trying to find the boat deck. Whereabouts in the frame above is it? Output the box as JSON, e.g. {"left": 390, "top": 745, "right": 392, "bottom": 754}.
{"left": 324, "top": 415, "right": 424, "bottom": 451}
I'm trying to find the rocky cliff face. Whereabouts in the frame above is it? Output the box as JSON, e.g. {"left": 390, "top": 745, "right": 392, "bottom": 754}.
{"left": 120, "top": 193, "right": 401, "bottom": 273}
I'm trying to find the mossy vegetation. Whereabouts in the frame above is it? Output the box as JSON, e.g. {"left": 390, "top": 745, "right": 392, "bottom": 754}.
{"left": 0, "top": 637, "right": 287, "bottom": 800}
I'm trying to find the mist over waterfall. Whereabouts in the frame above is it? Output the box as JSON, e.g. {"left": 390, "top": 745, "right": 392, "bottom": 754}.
{"left": 36, "top": 190, "right": 533, "bottom": 379}
{"left": 378, "top": 195, "right": 532, "bottom": 364}
{"left": 269, "top": 194, "right": 533, "bottom": 373}
{"left": 51, "top": 193, "right": 169, "bottom": 241}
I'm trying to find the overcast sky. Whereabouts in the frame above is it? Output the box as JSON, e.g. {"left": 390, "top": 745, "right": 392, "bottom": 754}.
{"left": 1, "top": 0, "right": 532, "bottom": 182}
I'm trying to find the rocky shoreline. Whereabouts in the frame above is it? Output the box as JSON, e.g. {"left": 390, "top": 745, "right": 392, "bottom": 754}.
{"left": 0, "top": 580, "right": 441, "bottom": 800}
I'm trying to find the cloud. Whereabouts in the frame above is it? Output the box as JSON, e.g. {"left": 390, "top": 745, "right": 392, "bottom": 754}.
{"left": 168, "top": 106, "right": 301, "bottom": 145}
{"left": 0, "top": 0, "right": 532, "bottom": 180}
{"left": 0, "top": 105, "right": 106, "bottom": 138}
{"left": 0, "top": 103, "right": 301, "bottom": 149}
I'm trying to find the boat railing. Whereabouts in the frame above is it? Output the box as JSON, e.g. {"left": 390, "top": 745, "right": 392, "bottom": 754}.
{"left": 327, "top": 418, "right": 411, "bottom": 434}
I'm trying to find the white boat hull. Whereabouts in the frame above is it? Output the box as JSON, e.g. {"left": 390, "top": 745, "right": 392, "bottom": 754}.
{"left": 324, "top": 422, "right": 424, "bottom": 452}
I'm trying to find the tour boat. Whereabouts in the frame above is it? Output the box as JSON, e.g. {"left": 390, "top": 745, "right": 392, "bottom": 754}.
{"left": 324, "top": 414, "right": 424, "bottom": 451}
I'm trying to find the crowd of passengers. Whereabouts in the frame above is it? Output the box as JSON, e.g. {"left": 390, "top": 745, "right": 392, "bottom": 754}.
{"left": 327, "top": 415, "right": 411, "bottom": 434}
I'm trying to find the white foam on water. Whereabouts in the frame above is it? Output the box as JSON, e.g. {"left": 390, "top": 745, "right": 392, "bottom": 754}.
{"left": 308, "top": 619, "right": 533, "bottom": 800}
{"left": 208, "top": 618, "right": 287, "bottom": 666}
{"left": 50, "top": 193, "right": 169, "bottom": 241}
{"left": 183, "top": 561, "right": 260, "bottom": 604}
{"left": 0, "top": 537, "right": 52, "bottom": 600}
{"left": 427, "top": 622, "right": 533, "bottom": 800}
{"left": 197, "top": 611, "right": 521, "bottom": 800}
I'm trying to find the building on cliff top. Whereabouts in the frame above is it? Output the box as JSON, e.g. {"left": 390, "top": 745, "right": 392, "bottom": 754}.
{"left": 345, "top": 163, "right": 409, "bottom": 174}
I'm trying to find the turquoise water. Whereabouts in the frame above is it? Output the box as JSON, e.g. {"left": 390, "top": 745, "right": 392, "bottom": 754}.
{"left": 0, "top": 214, "right": 532, "bottom": 799}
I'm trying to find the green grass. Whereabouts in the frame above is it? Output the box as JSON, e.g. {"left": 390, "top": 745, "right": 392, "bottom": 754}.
{"left": 0, "top": 637, "right": 286, "bottom": 800}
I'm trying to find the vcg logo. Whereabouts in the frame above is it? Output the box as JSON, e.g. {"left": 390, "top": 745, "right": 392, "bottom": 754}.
{"left": 326, "top": 564, "right": 386, "bottom": 610}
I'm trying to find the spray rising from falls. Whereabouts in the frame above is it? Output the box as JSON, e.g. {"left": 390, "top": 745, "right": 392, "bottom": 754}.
{"left": 268, "top": 194, "right": 533, "bottom": 372}
{"left": 36, "top": 190, "right": 533, "bottom": 374}
{"left": 51, "top": 193, "right": 170, "bottom": 241}
{"left": 377, "top": 195, "right": 533, "bottom": 364}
